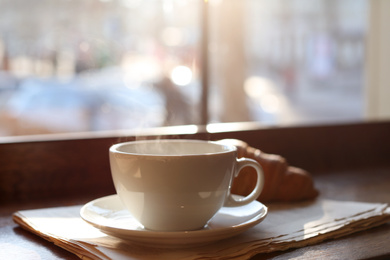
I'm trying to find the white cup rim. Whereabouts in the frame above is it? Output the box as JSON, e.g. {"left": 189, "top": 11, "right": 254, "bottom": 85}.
{"left": 110, "top": 139, "right": 237, "bottom": 157}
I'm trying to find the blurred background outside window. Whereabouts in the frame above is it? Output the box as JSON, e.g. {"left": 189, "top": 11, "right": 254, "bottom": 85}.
{"left": 0, "top": 0, "right": 370, "bottom": 136}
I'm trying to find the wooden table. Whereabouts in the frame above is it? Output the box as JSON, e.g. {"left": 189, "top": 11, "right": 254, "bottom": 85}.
{"left": 1, "top": 121, "right": 390, "bottom": 259}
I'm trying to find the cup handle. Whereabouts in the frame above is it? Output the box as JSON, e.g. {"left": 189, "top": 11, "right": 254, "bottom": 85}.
{"left": 225, "top": 157, "right": 264, "bottom": 207}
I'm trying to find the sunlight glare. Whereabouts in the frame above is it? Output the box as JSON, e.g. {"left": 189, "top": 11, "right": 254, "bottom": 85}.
{"left": 244, "top": 76, "right": 280, "bottom": 113}
{"left": 121, "top": 54, "right": 161, "bottom": 84}
{"left": 171, "top": 65, "right": 192, "bottom": 86}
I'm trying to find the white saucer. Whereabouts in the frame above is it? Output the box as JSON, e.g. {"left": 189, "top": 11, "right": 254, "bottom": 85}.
{"left": 80, "top": 194, "right": 267, "bottom": 248}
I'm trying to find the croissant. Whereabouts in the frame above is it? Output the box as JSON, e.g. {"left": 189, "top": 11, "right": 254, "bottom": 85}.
{"left": 219, "top": 139, "right": 319, "bottom": 202}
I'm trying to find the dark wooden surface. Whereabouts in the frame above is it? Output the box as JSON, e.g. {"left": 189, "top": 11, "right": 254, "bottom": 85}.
{"left": 254, "top": 167, "right": 390, "bottom": 260}
{"left": 1, "top": 120, "right": 390, "bottom": 259}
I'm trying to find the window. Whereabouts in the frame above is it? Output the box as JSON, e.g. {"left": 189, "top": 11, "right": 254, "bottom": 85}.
{"left": 208, "top": 0, "right": 368, "bottom": 125}
{"left": 0, "top": 0, "right": 378, "bottom": 137}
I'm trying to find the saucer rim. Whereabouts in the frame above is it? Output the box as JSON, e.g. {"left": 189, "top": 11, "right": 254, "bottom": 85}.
{"left": 80, "top": 194, "right": 268, "bottom": 244}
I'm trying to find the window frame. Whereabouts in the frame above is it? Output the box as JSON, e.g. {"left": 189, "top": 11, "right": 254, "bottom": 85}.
{"left": 1, "top": 120, "right": 390, "bottom": 205}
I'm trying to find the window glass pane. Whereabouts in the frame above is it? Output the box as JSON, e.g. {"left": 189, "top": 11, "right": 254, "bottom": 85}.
{"left": 208, "top": 0, "right": 368, "bottom": 126}
{"left": 0, "top": 0, "right": 201, "bottom": 136}
{"left": 0, "top": 0, "right": 370, "bottom": 137}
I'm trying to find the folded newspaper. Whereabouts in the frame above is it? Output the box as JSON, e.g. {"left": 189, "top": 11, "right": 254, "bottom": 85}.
{"left": 13, "top": 198, "right": 390, "bottom": 260}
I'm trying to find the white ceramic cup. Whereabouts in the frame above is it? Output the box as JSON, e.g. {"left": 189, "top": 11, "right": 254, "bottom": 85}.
{"left": 109, "top": 139, "right": 264, "bottom": 231}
